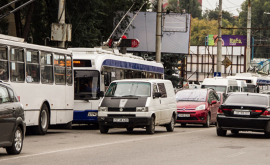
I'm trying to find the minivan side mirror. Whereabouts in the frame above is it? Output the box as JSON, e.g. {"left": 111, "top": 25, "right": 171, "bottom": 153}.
{"left": 154, "top": 92, "right": 162, "bottom": 98}
{"left": 211, "top": 100, "right": 217, "bottom": 105}
{"left": 98, "top": 91, "right": 104, "bottom": 97}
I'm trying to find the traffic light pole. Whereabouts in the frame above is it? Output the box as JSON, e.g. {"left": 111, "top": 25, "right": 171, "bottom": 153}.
{"left": 155, "top": 0, "right": 162, "bottom": 63}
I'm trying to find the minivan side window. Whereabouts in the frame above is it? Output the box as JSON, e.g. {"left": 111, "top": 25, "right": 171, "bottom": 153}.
{"left": 0, "top": 86, "right": 10, "bottom": 103}
{"left": 153, "top": 84, "right": 158, "bottom": 96}
{"left": 158, "top": 83, "right": 167, "bottom": 98}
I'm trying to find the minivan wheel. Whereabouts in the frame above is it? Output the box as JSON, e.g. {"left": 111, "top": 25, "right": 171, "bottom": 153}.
{"left": 203, "top": 113, "right": 210, "bottom": 127}
{"left": 32, "top": 104, "right": 49, "bottom": 135}
{"left": 100, "top": 125, "right": 109, "bottom": 134}
{"left": 166, "top": 115, "right": 175, "bottom": 132}
{"left": 6, "top": 127, "right": 23, "bottom": 155}
{"left": 146, "top": 116, "right": 155, "bottom": 134}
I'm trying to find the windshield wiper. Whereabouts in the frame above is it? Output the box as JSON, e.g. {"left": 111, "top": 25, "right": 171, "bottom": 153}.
{"left": 121, "top": 95, "right": 138, "bottom": 97}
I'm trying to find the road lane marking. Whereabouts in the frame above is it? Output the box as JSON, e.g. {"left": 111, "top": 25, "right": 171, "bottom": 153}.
{"left": 0, "top": 127, "right": 214, "bottom": 162}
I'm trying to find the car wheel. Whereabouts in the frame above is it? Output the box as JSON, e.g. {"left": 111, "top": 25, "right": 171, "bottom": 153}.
{"left": 32, "top": 104, "right": 49, "bottom": 135}
{"left": 203, "top": 113, "right": 210, "bottom": 127}
{"left": 181, "top": 123, "right": 186, "bottom": 127}
{"left": 265, "top": 132, "right": 270, "bottom": 138}
{"left": 231, "top": 129, "right": 239, "bottom": 134}
{"left": 216, "top": 126, "right": 227, "bottom": 136}
{"left": 146, "top": 116, "right": 155, "bottom": 134}
{"left": 166, "top": 115, "right": 175, "bottom": 132}
{"left": 100, "top": 125, "right": 109, "bottom": 133}
{"left": 6, "top": 127, "right": 23, "bottom": 155}
{"left": 126, "top": 127, "right": 134, "bottom": 132}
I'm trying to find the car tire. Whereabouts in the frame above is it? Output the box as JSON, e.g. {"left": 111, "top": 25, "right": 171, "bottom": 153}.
{"left": 181, "top": 123, "right": 187, "bottom": 127}
{"left": 32, "top": 104, "right": 49, "bottom": 135}
{"left": 6, "top": 126, "right": 23, "bottom": 155}
{"left": 100, "top": 125, "right": 109, "bottom": 133}
{"left": 146, "top": 116, "right": 155, "bottom": 134}
{"left": 216, "top": 126, "right": 227, "bottom": 136}
{"left": 265, "top": 132, "right": 270, "bottom": 138}
{"left": 166, "top": 115, "right": 175, "bottom": 132}
{"left": 203, "top": 113, "right": 210, "bottom": 128}
{"left": 231, "top": 129, "right": 239, "bottom": 134}
{"left": 126, "top": 127, "right": 134, "bottom": 132}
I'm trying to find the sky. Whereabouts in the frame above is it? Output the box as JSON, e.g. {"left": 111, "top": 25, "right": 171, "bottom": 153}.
{"left": 202, "top": 0, "right": 246, "bottom": 16}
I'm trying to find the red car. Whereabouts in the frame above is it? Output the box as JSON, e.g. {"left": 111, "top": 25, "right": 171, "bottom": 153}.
{"left": 176, "top": 88, "right": 220, "bottom": 127}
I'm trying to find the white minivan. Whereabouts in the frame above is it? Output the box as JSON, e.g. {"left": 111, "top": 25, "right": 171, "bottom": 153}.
{"left": 98, "top": 79, "right": 177, "bottom": 134}
{"left": 201, "top": 77, "right": 239, "bottom": 94}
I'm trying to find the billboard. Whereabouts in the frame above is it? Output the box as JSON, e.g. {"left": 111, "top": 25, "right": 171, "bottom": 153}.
{"left": 115, "top": 12, "right": 191, "bottom": 54}
{"left": 208, "top": 35, "right": 247, "bottom": 46}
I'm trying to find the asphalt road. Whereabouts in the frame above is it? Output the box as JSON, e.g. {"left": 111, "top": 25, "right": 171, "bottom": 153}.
{"left": 0, "top": 124, "right": 270, "bottom": 165}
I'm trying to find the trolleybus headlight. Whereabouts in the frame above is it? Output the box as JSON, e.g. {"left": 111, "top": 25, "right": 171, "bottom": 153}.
{"left": 136, "top": 107, "right": 148, "bottom": 112}
{"left": 99, "top": 107, "right": 108, "bottom": 112}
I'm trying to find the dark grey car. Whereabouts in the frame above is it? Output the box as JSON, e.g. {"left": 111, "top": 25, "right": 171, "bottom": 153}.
{"left": 0, "top": 82, "right": 26, "bottom": 154}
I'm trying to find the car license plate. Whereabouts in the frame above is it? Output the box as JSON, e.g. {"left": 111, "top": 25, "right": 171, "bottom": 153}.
{"left": 113, "top": 118, "right": 129, "bottom": 122}
{"left": 234, "top": 111, "right": 250, "bottom": 115}
{"left": 178, "top": 114, "right": 190, "bottom": 117}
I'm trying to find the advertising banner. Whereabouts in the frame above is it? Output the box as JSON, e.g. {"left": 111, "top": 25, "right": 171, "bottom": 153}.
{"left": 208, "top": 35, "right": 247, "bottom": 46}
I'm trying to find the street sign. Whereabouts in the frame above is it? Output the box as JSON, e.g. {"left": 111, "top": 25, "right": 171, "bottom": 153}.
{"left": 214, "top": 72, "right": 221, "bottom": 77}
{"left": 118, "top": 39, "right": 140, "bottom": 48}
{"left": 222, "top": 57, "right": 232, "bottom": 68}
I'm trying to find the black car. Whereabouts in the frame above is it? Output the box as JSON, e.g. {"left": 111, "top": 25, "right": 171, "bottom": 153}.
{"left": 0, "top": 82, "right": 26, "bottom": 154}
{"left": 217, "top": 92, "right": 270, "bottom": 137}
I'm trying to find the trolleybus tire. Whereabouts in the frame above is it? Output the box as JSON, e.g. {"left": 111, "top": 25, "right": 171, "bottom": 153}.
{"left": 33, "top": 104, "right": 49, "bottom": 135}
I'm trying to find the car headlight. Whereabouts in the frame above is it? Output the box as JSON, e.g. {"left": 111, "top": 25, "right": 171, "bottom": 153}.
{"left": 195, "top": 104, "right": 206, "bottom": 111}
{"left": 136, "top": 107, "right": 148, "bottom": 112}
{"left": 98, "top": 107, "right": 108, "bottom": 112}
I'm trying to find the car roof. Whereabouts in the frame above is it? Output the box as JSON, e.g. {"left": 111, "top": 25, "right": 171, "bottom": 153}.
{"left": 111, "top": 79, "right": 170, "bottom": 83}
{"left": 229, "top": 92, "right": 269, "bottom": 97}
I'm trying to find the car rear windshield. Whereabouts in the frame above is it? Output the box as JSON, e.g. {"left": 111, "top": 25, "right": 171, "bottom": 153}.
{"left": 176, "top": 89, "right": 207, "bottom": 102}
{"left": 225, "top": 94, "right": 268, "bottom": 106}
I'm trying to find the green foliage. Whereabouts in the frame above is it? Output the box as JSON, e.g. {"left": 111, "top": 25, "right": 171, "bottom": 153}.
{"left": 166, "top": 0, "right": 202, "bottom": 18}
{"left": 203, "top": 7, "right": 236, "bottom": 25}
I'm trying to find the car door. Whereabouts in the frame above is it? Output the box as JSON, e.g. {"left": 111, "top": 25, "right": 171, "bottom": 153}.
{"left": 209, "top": 91, "right": 220, "bottom": 123}
{"left": 152, "top": 83, "right": 161, "bottom": 123}
{"left": 0, "top": 85, "right": 16, "bottom": 144}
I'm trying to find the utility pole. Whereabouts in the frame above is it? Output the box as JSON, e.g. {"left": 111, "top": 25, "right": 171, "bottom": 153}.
{"left": 58, "top": 0, "right": 65, "bottom": 48}
{"left": 156, "top": 0, "right": 162, "bottom": 63}
{"left": 246, "top": 0, "right": 251, "bottom": 72}
{"left": 217, "top": 0, "right": 222, "bottom": 73}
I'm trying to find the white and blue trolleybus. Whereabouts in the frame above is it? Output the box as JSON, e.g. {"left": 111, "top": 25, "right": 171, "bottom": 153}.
{"left": 69, "top": 47, "right": 164, "bottom": 125}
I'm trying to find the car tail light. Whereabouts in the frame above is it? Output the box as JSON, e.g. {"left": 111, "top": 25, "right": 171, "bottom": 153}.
{"left": 217, "top": 108, "right": 223, "bottom": 114}
{"left": 252, "top": 110, "right": 262, "bottom": 113}
{"left": 218, "top": 108, "right": 232, "bottom": 114}
{"left": 261, "top": 110, "right": 270, "bottom": 117}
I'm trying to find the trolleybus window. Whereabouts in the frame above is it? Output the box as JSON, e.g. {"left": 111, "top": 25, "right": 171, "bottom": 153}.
{"left": 41, "top": 52, "right": 53, "bottom": 84}
{"left": 74, "top": 70, "right": 100, "bottom": 100}
{"left": 54, "top": 54, "right": 66, "bottom": 85}
{"left": 0, "top": 47, "right": 8, "bottom": 81}
{"left": 26, "top": 50, "right": 40, "bottom": 83}
{"left": 10, "top": 47, "right": 25, "bottom": 82}
{"left": 66, "top": 56, "right": 72, "bottom": 85}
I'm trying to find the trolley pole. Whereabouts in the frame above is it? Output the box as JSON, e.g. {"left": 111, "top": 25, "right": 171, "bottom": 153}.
{"left": 217, "top": 0, "right": 222, "bottom": 73}
{"left": 246, "top": 0, "right": 251, "bottom": 72}
{"left": 58, "top": 0, "right": 65, "bottom": 48}
{"left": 155, "top": 0, "right": 162, "bottom": 63}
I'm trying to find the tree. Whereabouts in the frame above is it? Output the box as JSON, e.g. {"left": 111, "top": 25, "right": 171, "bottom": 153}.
{"left": 166, "top": 0, "right": 202, "bottom": 18}
{"left": 203, "top": 7, "right": 236, "bottom": 25}
{"left": 237, "top": 0, "right": 270, "bottom": 59}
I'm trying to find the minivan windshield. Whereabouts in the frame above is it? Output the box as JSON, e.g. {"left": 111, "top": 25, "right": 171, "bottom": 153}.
{"left": 105, "top": 82, "right": 151, "bottom": 97}
{"left": 201, "top": 85, "right": 226, "bottom": 93}
{"left": 176, "top": 89, "right": 207, "bottom": 102}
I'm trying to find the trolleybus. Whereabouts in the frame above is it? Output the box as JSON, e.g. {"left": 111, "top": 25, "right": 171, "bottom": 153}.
{"left": 0, "top": 34, "right": 73, "bottom": 135}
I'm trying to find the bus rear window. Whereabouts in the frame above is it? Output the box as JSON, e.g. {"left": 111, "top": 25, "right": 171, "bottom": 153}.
{"left": 73, "top": 60, "right": 92, "bottom": 67}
